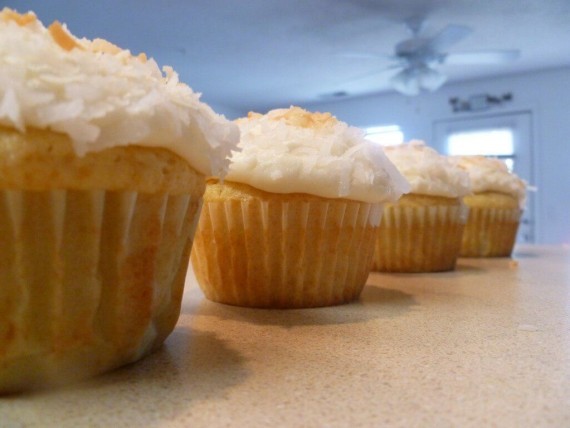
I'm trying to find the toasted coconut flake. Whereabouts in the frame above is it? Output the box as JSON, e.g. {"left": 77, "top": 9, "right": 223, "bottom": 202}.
{"left": 268, "top": 106, "right": 335, "bottom": 129}
{"left": 0, "top": 7, "right": 239, "bottom": 176}
{"left": 450, "top": 154, "right": 527, "bottom": 207}
{"left": 87, "top": 38, "right": 148, "bottom": 63}
{"left": 89, "top": 38, "right": 123, "bottom": 55}
{"left": 48, "top": 21, "right": 83, "bottom": 51}
{"left": 384, "top": 141, "right": 471, "bottom": 198}
{"left": 0, "top": 8, "right": 37, "bottom": 26}
{"left": 227, "top": 106, "right": 410, "bottom": 203}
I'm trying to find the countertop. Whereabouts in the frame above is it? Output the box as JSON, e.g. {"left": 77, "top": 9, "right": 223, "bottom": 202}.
{"left": 2, "top": 245, "right": 569, "bottom": 427}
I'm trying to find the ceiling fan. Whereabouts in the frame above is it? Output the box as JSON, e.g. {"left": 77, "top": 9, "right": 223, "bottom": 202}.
{"left": 342, "top": 20, "right": 520, "bottom": 96}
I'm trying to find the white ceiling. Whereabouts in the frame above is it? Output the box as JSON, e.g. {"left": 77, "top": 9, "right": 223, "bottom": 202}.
{"left": 9, "top": 0, "right": 570, "bottom": 112}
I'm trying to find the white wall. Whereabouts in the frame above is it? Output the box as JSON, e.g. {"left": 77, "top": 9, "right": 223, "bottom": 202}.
{"left": 204, "top": 100, "right": 243, "bottom": 120}
{"left": 302, "top": 67, "right": 570, "bottom": 244}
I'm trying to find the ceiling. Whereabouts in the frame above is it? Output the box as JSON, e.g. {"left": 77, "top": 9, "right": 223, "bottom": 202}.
{"left": 7, "top": 0, "right": 570, "bottom": 112}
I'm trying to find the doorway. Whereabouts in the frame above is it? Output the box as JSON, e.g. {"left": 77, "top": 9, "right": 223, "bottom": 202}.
{"left": 433, "top": 112, "right": 535, "bottom": 243}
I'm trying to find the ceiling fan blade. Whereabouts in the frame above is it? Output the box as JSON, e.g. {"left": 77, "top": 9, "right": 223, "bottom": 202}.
{"left": 390, "top": 69, "right": 420, "bottom": 96}
{"left": 427, "top": 24, "right": 473, "bottom": 52}
{"left": 444, "top": 50, "right": 520, "bottom": 64}
{"left": 335, "top": 52, "right": 394, "bottom": 60}
{"left": 420, "top": 68, "right": 447, "bottom": 91}
{"left": 338, "top": 63, "right": 404, "bottom": 86}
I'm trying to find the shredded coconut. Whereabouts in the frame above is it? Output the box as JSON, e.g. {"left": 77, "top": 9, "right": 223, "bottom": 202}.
{"left": 0, "top": 8, "right": 239, "bottom": 176}
{"left": 450, "top": 155, "right": 527, "bottom": 207}
{"left": 226, "top": 107, "right": 410, "bottom": 203}
{"left": 384, "top": 140, "right": 471, "bottom": 198}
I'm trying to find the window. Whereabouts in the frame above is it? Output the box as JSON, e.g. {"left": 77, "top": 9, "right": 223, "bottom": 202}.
{"left": 365, "top": 125, "right": 404, "bottom": 146}
{"left": 433, "top": 112, "right": 534, "bottom": 243}
{"left": 446, "top": 128, "right": 515, "bottom": 171}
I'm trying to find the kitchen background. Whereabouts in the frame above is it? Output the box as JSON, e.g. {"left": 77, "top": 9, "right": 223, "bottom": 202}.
{"left": 8, "top": 0, "right": 570, "bottom": 244}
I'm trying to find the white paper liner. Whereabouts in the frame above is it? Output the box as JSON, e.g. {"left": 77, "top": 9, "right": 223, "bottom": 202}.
{"left": 372, "top": 203, "right": 467, "bottom": 272}
{"left": 191, "top": 198, "right": 383, "bottom": 308}
{"left": 0, "top": 189, "right": 200, "bottom": 392}
{"left": 461, "top": 207, "right": 522, "bottom": 257}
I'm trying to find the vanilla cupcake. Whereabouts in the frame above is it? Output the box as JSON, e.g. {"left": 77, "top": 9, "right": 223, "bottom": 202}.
{"left": 191, "top": 107, "right": 409, "bottom": 308}
{"left": 451, "top": 156, "right": 526, "bottom": 257}
{"left": 0, "top": 9, "right": 238, "bottom": 392}
{"left": 371, "top": 141, "right": 471, "bottom": 272}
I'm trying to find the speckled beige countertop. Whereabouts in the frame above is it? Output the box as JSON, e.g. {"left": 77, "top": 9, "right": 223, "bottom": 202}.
{"left": 2, "top": 245, "right": 570, "bottom": 427}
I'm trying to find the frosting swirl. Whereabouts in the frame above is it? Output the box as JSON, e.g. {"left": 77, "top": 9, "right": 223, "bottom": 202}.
{"left": 0, "top": 8, "right": 239, "bottom": 176}
{"left": 226, "top": 107, "right": 410, "bottom": 203}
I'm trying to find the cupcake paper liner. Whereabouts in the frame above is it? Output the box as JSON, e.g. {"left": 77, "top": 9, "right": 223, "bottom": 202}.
{"left": 0, "top": 189, "right": 201, "bottom": 392}
{"left": 372, "top": 203, "right": 468, "bottom": 273}
{"left": 460, "top": 207, "right": 522, "bottom": 257}
{"left": 191, "top": 197, "right": 383, "bottom": 308}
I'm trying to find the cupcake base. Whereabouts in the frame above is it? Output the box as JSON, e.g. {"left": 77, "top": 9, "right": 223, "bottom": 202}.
{"left": 371, "top": 194, "right": 468, "bottom": 273}
{"left": 460, "top": 192, "right": 521, "bottom": 257}
{"left": 0, "top": 187, "right": 202, "bottom": 393}
{"left": 191, "top": 180, "right": 383, "bottom": 309}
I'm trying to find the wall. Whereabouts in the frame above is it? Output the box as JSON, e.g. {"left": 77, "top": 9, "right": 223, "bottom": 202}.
{"left": 205, "top": 100, "right": 243, "bottom": 120}
{"left": 301, "top": 67, "right": 570, "bottom": 244}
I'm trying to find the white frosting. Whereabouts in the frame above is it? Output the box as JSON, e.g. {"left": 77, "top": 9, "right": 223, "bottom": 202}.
{"left": 451, "top": 155, "right": 527, "bottom": 207}
{"left": 384, "top": 140, "right": 471, "bottom": 198}
{"left": 0, "top": 9, "right": 239, "bottom": 176}
{"left": 225, "top": 107, "right": 410, "bottom": 203}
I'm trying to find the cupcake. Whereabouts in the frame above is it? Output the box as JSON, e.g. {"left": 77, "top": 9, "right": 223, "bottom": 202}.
{"left": 451, "top": 156, "right": 526, "bottom": 257}
{"left": 0, "top": 9, "right": 238, "bottom": 392}
{"left": 371, "top": 141, "right": 471, "bottom": 272}
{"left": 191, "top": 107, "right": 409, "bottom": 308}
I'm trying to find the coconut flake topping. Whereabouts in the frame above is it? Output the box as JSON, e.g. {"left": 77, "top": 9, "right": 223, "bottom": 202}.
{"left": 0, "top": 8, "right": 239, "bottom": 176}
{"left": 450, "top": 155, "right": 527, "bottom": 207}
{"left": 226, "top": 107, "right": 410, "bottom": 203}
{"left": 384, "top": 140, "right": 471, "bottom": 198}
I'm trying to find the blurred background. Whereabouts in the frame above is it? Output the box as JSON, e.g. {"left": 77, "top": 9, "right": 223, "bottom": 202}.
{"left": 5, "top": 0, "right": 570, "bottom": 244}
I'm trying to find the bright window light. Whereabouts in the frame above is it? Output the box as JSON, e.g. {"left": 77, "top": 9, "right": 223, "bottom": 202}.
{"left": 447, "top": 128, "right": 514, "bottom": 156}
{"left": 365, "top": 125, "right": 404, "bottom": 146}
